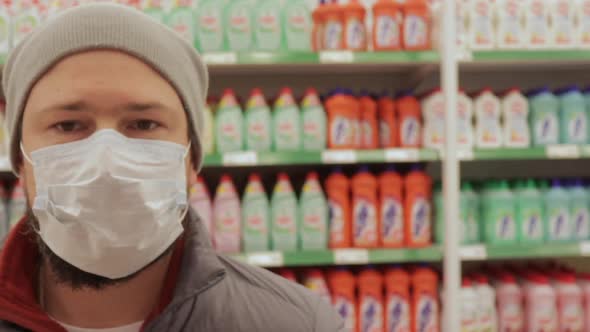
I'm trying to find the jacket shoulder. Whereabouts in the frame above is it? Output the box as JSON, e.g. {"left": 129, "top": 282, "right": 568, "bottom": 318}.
{"left": 0, "top": 321, "right": 28, "bottom": 332}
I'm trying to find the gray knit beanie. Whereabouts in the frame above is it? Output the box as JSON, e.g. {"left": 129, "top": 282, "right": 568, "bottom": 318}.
{"left": 2, "top": 3, "right": 208, "bottom": 172}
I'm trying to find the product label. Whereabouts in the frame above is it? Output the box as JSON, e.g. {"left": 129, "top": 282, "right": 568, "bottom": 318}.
{"left": 548, "top": 207, "right": 571, "bottom": 241}
{"left": 0, "top": 10, "right": 9, "bottom": 55}
{"left": 415, "top": 294, "right": 438, "bottom": 332}
{"left": 534, "top": 112, "right": 559, "bottom": 145}
{"left": 566, "top": 112, "right": 588, "bottom": 143}
{"left": 401, "top": 117, "right": 421, "bottom": 147}
{"left": 354, "top": 198, "right": 378, "bottom": 246}
{"left": 243, "top": 198, "right": 268, "bottom": 233}
{"left": 522, "top": 210, "right": 544, "bottom": 241}
{"left": 494, "top": 212, "right": 516, "bottom": 241}
{"left": 198, "top": 5, "right": 223, "bottom": 51}
{"left": 529, "top": 295, "right": 557, "bottom": 331}
{"left": 386, "top": 294, "right": 410, "bottom": 332}
{"left": 345, "top": 18, "right": 365, "bottom": 49}
{"left": 168, "top": 10, "right": 194, "bottom": 43}
{"left": 573, "top": 205, "right": 590, "bottom": 240}
{"left": 461, "top": 294, "right": 477, "bottom": 332}
{"left": 303, "top": 107, "right": 326, "bottom": 150}
{"left": 274, "top": 106, "right": 301, "bottom": 150}
{"left": 216, "top": 108, "right": 243, "bottom": 153}
{"left": 477, "top": 98, "right": 501, "bottom": 146}
{"left": 331, "top": 116, "right": 353, "bottom": 147}
{"left": 361, "top": 120, "right": 374, "bottom": 148}
{"left": 498, "top": 0, "right": 522, "bottom": 46}
{"left": 227, "top": 4, "right": 252, "bottom": 50}
{"left": 246, "top": 107, "right": 271, "bottom": 151}
{"left": 528, "top": 0, "right": 548, "bottom": 45}
{"left": 329, "top": 200, "right": 345, "bottom": 244}
{"left": 498, "top": 296, "right": 524, "bottom": 332}
{"left": 471, "top": 0, "right": 494, "bottom": 47}
{"left": 580, "top": 1, "right": 590, "bottom": 45}
{"left": 375, "top": 14, "right": 401, "bottom": 49}
{"left": 457, "top": 98, "right": 472, "bottom": 148}
{"left": 380, "top": 120, "right": 392, "bottom": 147}
{"left": 558, "top": 296, "right": 584, "bottom": 331}
{"left": 360, "top": 296, "right": 383, "bottom": 332}
{"left": 411, "top": 198, "right": 432, "bottom": 245}
{"left": 255, "top": 8, "right": 280, "bottom": 50}
{"left": 403, "top": 15, "right": 427, "bottom": 48}
{"left": 285, "top": 5, "right": 310, "bottom": 50}
{"left": 301, "top": 193, "right": 327, "bottom": 245}
{"left": 213, "top": 194, "right": 241, "bottom": 252}
{"left": 272, "top": 194, "right": 297, "bottom": 250}
{"left": 334, "top": 296, "right": 356, "bottom": 331}
{"left": 553, "top": 0, "right": 574, "bottom": 46}
{"left": 324, "top": 19, "right": 343, "bottom": 50}
{"left": 14, "top": 9, "right": 39, "bottom": 46}
{"left": 381, "top": 197, "right": 404, "bottom": 245}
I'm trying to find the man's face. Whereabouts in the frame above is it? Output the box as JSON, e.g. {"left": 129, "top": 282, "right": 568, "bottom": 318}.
{"left": 19, "top": 50, "right": 193, "bottom": 289}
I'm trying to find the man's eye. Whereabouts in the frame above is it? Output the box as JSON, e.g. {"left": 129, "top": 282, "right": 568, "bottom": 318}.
{"left": 130, "top": 120, "right": 160, "bottom": 131}
{"left": 54, "top": 121, "right": 84, "bottom": 132}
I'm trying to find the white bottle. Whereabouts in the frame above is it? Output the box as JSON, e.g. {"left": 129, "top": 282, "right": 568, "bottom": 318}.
{"left": 190, "top": 176, "right": 213, "bottom": 239}
{"left": 550, "top": 0, "right": 577, "bottom": 49}
{"left": 554, "top": 273, "right": 584, "bottom": 332}
{"left": 213, "top": 175, "right": 242, "bottom": 253}
{"left": 457, "top": 90, "right": 475, "bottom": 149}
{"left": 421, "top": 89, "right": 446, "bottom": 150}
{"left": 577, "top": 0, "right": 590, "bottom": 48}
{"left": 496, "top": 0, "right": 525, "bottom": 49}
{"left": 525, "top": 0, "right": 551, "bottom": 49}
{"left": 474, "top": 275, "right": 498, "bottom": 332}
{"left": 502, "top": 88, "right": 531, "bottom": 148}
{"left": 468, "top": 0, "right": 496, "bottom": 50}
{"left": 474, "top": 89, "right": 503, "bottom": 148}
{"left": 460, "top": 278, "right": 478, "bottom": 332}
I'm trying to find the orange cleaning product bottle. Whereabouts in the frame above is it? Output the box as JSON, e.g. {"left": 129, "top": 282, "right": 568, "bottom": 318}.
{"left": 378, "top": 92, "right": 399, "bottom": 148}
{"left": 384, "top": 267, "right": 411, "bottom": 332}
{"left": 343, "top": 0, "right": 367, "bottom": 51}
{"left": 328, "top": 269, "right": 357, "bottom": 332}
{"left": 379, "top": 167, "right": 404, "bottom": 248}
{"left": 326, "top": 89, "right": 357, "bottom": 149}
{"left": 312, "top": 0, "right": 328, "bottom": 51}
{"left": 323, "top": 0, "right": 344, "bottom": 50}
{"left": 325, "top": 169, "right": 352, "bottom": 248}
{"left": 411, "top": 266, "right": 439, "bottom": 332}
{"left": 402, "top": 0, "right": 431, "bottom": 51}
{"left": 351, "top": 166, "right": 379, "bottom": 248}
{"left": 357, "top": 268, "right": 385, "bottom": 332}
{"left": 359, "top": 91, "right": 379, "bottom": 149}
{"left": 396, "top": 91, "right": 422, "bottom": 148}
{"left": 404, "top": 167, "right": 432, "bottom": 247}
{"left": 372, "top": 0, "right": 403, "bottom": 51}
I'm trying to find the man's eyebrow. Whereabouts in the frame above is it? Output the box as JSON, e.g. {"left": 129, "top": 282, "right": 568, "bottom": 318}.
{"left": 123, "top": 102, "right": 172, "bottom": 112}
{"left": 38, "top": 101, "right": 174, "bottom": 113}
{"left": 40, "top": 101, "right": 89, "bottom": 112}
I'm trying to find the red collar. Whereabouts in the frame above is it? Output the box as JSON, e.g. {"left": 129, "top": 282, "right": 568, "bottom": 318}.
{"left": 0, "top": 217, "right": 185, "bottom": 331}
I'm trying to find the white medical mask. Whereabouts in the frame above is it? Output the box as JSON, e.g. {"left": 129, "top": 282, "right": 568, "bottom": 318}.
{"left": 21, "top": 129, "right": 190, "bottom": 279}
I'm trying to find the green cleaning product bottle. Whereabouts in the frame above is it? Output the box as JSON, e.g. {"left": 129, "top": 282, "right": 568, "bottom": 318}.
{"left": 569, "top": 180, "right": 590, "bottom": 241}
{"left": 481, "top": 180, "right": 517, "bottom": 245}
{"left": 225, "top": 0, "right": 253, "bottom": 51}
{"left": 242, "top": 173, "right": 270, "bottom": 252}
{"left": 515, "top": 179, "right": 545, "bottom": 244}
{"left": 528, "top": 88, "right": 559, "bottom": 146}
{"left": 282, "top": 0, "right": 312, "bottom": 51}
{"left": 254, "top": 0, "right": 282, "bottom": 51}
{"left": 434, "top": 183, "right": 444, "bottom": 245}
{"left": 245, "top": 88, "right": 272, "bottom": 152}
{"left": 273, "top": 87, "right": 302, "bottom": 151}
{"left": 13, "top": 1, "right": 40, "bottom": 47}
{"left": 143, "top": 0, "right": 166, "bottom": 24}
{"left": 584, "top": 88, "right": 590, "bottom": 142}
{"left": 166, "top": 1, "right": 196, "bottom": 45}
{"left": 271, "top": 173, "right": 298, "bottom": 251}
{"left": 215, "top": 89, "right": 244, "bottom": 153}
{"left": 545, "top": 179, "right": 572, "bottom": 242}
{"left": 558, "top": 86, "right": 588, "bottom": 144}
{"left": 301, "top": 88, "right": 327, "bottom": 151}
{"left": 299, "top": 172, "right": 328, "bottom": 250}
{"left": 203, "top": 99, "right": 216, "bottom": 155}
{"left": 463, "top": 182, "right": 480, "bottom": 244}
{"left": 196, "top": 0, "right": 226, "bottom": 52}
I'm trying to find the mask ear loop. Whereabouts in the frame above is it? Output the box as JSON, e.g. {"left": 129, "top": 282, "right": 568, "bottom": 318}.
{"left": 20, "top": 142, "right": 34, "bottom": 166}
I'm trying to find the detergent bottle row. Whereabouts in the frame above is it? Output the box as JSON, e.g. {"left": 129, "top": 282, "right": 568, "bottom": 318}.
{"left": 325, "top": 166, "right": 432, "bottom": 250}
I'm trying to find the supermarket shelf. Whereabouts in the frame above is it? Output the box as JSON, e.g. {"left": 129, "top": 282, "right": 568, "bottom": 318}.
{"left": 230, "top": 247, "right": 442, "bottom": 268}
{"left": 461, "top": 242, "right": 590, "bottom": 261}
{"left": 470, "top": 50, "right": 590, "bottom": 63}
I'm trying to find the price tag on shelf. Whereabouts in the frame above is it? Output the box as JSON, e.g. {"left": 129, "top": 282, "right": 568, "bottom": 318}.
{"left": 0, "top": 157, "right": 10, "bottom": 172}
{"left": 581, "top": 145, "right": 590, "bottom": 157}
{"left": 322, "top": 150, "right": 357, "bottom": 164}
{"left": 203, "top": 52, "right": 238, "bottom": 65}
{"left": 319, "top": 51, "right": 354, "bottom": 63}
{"left": 222, "top": 151, "right": 258, "bottom": 166}
{"left": 246, "top": 252, "right": 284, "bottom": 267}
{"left": 385, "top": 149, "right": 420, "bottom": 162}
{"left": 580, "top": 242, "right": 590, "bottom": 256}
{"left": 439, "top": 149, "right": 474, "bottom": 160}
{"left": 334, "top": 249, "right": 369, "bottom": 264}
{"left": 546, "top": 145, "right": 580, "bottom": 159}
{"left": 460, "top": 245, "right": 487, "bottom": 260}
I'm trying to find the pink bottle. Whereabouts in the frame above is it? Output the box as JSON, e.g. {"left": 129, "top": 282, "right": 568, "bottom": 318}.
{"left": 495, "top": 272, "right": 524, "bottom": 332}
{"left": 579, "top": 273, "right": 590, "bottom": 332}
{"left": 524, "top": 273, "right": 558, "bottom": 332}
{"left": 554, "top": 273, "right": 583, "bottom": 332}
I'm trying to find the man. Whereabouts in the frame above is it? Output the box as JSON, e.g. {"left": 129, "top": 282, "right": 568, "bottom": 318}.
{"left": 0, "top": 3, "right": 343, "bottom": 332}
